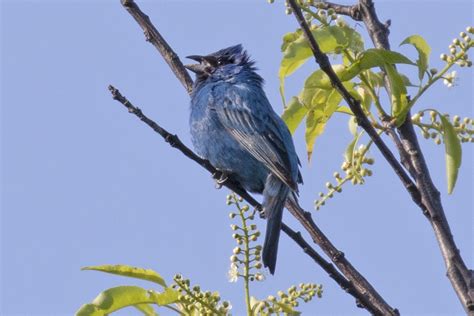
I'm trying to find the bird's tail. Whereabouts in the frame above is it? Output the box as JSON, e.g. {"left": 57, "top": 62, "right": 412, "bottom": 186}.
{"left": 262, "top": 174, "right": 289, "bottom": 275}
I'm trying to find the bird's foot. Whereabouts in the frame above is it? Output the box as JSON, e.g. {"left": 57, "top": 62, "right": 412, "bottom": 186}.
{"left": 212, "top": 171, "right": 229, "bottom": 189}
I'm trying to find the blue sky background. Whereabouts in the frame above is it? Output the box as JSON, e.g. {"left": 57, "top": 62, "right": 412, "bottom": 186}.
{"left": 1, "top": 0, "right": 472, "bottom": 315}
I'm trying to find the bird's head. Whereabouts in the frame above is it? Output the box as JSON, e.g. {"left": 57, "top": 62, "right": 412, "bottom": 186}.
{"left": 185, "top": 44, "right": 256, "bottom": 83}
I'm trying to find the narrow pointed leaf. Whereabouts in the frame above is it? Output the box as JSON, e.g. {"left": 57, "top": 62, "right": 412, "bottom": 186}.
{"left": 305, "top": 110, "right": 326, "bottom": 162}
{"left": 400, "top": 35, "right": 431, "bottom": 81}
{"left": 385, "top": 63, "right": 408, "bottom": 125}
{"left": 82, "top": 265, "right": 166, "bottom": 287}
{"left": 345, "top": 49, "right": 415, "bottom": 80}
{"left": 439, "top": 115, "right": 462, "bottom": 194}
{"left": 344, "top": 132, "right": 363, "bottom": 162}
{"left": 281, "top": 97, "right": 308, "bottom": 134}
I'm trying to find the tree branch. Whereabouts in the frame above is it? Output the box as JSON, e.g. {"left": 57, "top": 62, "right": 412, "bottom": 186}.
{"left": 108, "top": 84, "right": 379, "bottom": 313}
{"left": 121, "top": 0, "right": 193, "bottom": 94}
{"left": 117, "top": 1, "right": 401, "bottom": 314}
{"left": 317, "top": 0, "right": 473, "bottom": 313}
{"left": 348, "top": 0, "right": 474, "bottom": 313}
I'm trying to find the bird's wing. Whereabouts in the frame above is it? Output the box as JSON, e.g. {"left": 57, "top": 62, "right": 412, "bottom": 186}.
{"left": 211, "top": 84, "right": 297, "bottom": 191}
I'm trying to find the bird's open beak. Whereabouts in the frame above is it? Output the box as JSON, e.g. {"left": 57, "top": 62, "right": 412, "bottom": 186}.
{"left": 184, "top": 55, "right": 207, "bottom": 74}
{"left": 184, "top": 55, "right": 218, "bottom": 74}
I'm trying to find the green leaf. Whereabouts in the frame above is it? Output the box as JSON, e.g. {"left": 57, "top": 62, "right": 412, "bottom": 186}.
{"left": 75, "top": 287, "right": 179, "bottom": 316}
{"left": 439, "top": 115, "right": 462, "bottom": 194}
{"left": 149, "top": 288, "right": 180, "bottom": 305}
{"left": 400, "top": 74, "right": 417, "bottom": 87}
{"left": 400, "top": 35, "right": 431, "bottom": 81}
{"left": 279, "top": 25, "right": 362, "bottom": 103}
{"left": 76, "top": 304, "right": 103, "bottom": 316}
{"left": 282, "top": 97, "right": 308, "bottom": 134}
{"left": 348, "top": 116, "right": 358, "bottom": 136}
{"left": 302, "top": 65, "right": 351, "bottom": 94}
{"left": 344, "top": 132, "right": 363, "bottom": 162}
{"left": 335, "top": 106, "right": 353, "bottom": 115}
{"left": 82, "top": 265, "right": 167, "bottom": 287}
{"left": 305, "top": 110, "right": 326, "bottom": 162}
{"left": 366, "top": 70, "right": 385, "bottom": 88}
{"left": 345, "top": 49, "right": 415, "bottom": 80}
{"left": 356, "top": 86, "right": 372, "bottom": 111}
{"left": 385, "top": 63, "right": 408, "bottom": 125}
{"left": 77, "top": 286, "right": 153, "bottom": 315}
{"left": 135, "top": 304, "right": 159, "bottom": 316}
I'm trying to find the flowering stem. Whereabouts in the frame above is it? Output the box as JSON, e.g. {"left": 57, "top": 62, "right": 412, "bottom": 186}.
{"left": 235, "top": 198, "right": 252, "bottom": 316}
{"left": 174, "top": 279, "right": 223, "bottom": 316}
{"left": 409, "top": 44, "right": 472, "bottom": 110}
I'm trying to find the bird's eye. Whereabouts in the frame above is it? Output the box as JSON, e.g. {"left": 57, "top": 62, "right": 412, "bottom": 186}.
{"left": 217, "top": 58, "right": 224, "bottom": 65}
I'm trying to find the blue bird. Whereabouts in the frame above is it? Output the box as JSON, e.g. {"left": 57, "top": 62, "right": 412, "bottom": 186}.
{"left": 185, "top": 44, "right": 302, "bottom": 274}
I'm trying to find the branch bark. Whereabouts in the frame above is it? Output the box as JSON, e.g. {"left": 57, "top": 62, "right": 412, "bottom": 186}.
{"left": 314, "top": 0, "right": 474, "bottom": 313}
{"left": 117, "top": 0, "right": 400, "bottom": 314}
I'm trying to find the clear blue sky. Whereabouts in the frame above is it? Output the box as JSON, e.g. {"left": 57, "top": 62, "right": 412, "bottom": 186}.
{"left": 1, "top": 1, "right": 472, "bottom": 315}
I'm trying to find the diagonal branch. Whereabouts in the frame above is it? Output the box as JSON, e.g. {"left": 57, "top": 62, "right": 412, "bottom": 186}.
{"left": 314, "top": 0, "right": 474, "bottom": 313}
{"left": 287, "top": 0, "right": 424, "bottom": 213}
{"left": 121, "top": 0, "right": 193, "bottom": 94}
{"left": 346, "top": 0, "right": 473, "bottom": 313}
{"left": 107, "top": 85, "right": 381, "bottom": 314}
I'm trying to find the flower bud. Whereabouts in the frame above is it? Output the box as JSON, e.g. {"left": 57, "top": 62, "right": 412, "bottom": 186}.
{"left": 428, "top": 69, "right": 437, "bottom": 77}
{"left": 440, "top": 53, "right": 448, "bottom": 61}
{"left": 255, "top": 273, "right": 265, "bottom": 281}
{"left": 467, "top": 26, "right": 474, "bottom": 34}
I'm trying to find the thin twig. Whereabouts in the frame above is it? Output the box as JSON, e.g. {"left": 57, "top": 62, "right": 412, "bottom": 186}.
{"left": 108, "top": 85, "right": 372, "bottom": 312}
